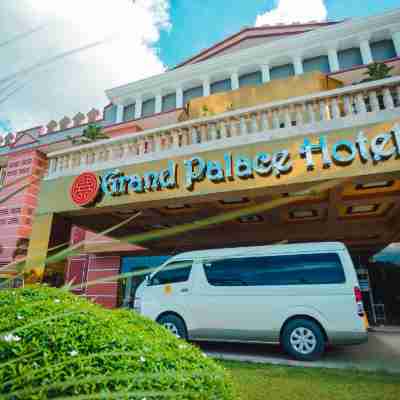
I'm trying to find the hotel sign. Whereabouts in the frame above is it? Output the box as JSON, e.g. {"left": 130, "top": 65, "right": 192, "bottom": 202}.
{"left": 69, "top": 129, "right": 400, "bottom": 207}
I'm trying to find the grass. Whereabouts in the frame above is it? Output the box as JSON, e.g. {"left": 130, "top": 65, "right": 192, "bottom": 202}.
{"left": 222, "top": 360, "right": 400, "bottom": 400}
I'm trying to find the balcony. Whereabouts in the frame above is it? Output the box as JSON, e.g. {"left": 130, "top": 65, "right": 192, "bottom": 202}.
{"left": 46, "top": 75, "right": 400, "bottom": 181}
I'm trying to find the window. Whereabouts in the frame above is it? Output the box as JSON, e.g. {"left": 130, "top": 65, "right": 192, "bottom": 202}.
{"left": 149, "top": 261, "right": 192, "bottom": 286}
{"left": 337, "top": 48, "right": 362, "bottom": 70}
{"left": 239, "top": 71, "right": 262, "bottom": 88}
{"left": 203, "top": 253, "right": 345, "bottom": 286}
{"left": 104, "top": 104, "right": 117, "bottom": 123}
{"left": 162, "top": 93, "right": 177, "bottom": 112}
{"left": 303, "top": 56, "right": 330, "bottom": 74}
{"left": 183, "top": 86, "right": 203, "bottom": 105}
{"left": 371, "top": 40, "right": 396, "bottom": 62}
{"left": 141, "top": 98, "right": 156, "bottom": 118}
{"left": 211, "top": 79, "right": 232, "bottom": 94}
{"left": 123, "top": 104, "right": 136, "bottom": 122}
{"left": 270, "top": 64, "right": 294, "bottom": 80}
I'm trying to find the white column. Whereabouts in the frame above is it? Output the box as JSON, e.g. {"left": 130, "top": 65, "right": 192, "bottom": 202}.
{"left": 392, "top": 31, "right": 400, "bottom": 57}
{"left": 327, "top": 48, "right": 340, "bottom": 72}
{"left": 360, "top": 39, "right": 373, "bottom": 65}
{"left": 261, "top": 64, "right": 270, "bottom": 83}
{"left": 176, "top": 87, "right": 183, "bottom": 108}
{"left": 231, "top": 71, "right": 239, "bottom": 90}
{"left": 116, "top": 104, "right": 124, "bottom": 123}
{"left": 134, "top": 97, "right": 142, "bottom": 119}
{"left": 203, "top": 78, "right": 210, "bottom": 97}
{"left": 293, "top": 56, "right": 304, "bottom": 75}
{"left": 155, "top": 93, "right": 162, "bottom": 114}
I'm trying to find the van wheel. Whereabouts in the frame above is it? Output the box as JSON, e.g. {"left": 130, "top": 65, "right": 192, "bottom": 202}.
{"left": 281, "top": 318, "right": 325, "bottom": 361}
{"left": 158, "top": 314, "right": 187, "bottom": 340}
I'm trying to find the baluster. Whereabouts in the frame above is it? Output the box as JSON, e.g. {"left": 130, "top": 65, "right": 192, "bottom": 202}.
{"left": 219, "top": 120, "right": 228, "bottom": 139}
{"left": 251, "top": 114, "right": 259, "bottom": 133}
{"left": 171, "top": 130, "right": 180, "bottom": 149}
{"left": 396, "top": 86, "right": 400, "bottom": 107}
{"left": 239, "top": 116, "right": 248, "bottom": 135}
{"left": 295, "top": 105, "right": 304, "bottom": 126}
{"left": 319, "top": 100, "right": 328, "bottom": 120}
{"left": 284, "top": 108, "right": 292, "bottom": 127}
{"left": 136, "top": 139, "right": 145, "bottom": 155}
{"left": 181, "top": 129, "right": 190, "bottom": 146}
{"left": 153, "top": 134, "right": 162, "bottom": 152}
{"left": 355, "top": 93, "right": 367, "bottom": 114}
{"left": 369, "top": 91, "right": 380, "bottom": 112}
{"left": 229, "top": 119, "right": 238, "bottom": 137}
{"left": 307, "top": 103, "right": 315, "bottom": 123}
{"left": 190, "top": 126, "right": 198, "bottom": 144}
{"left": 260, "top": 111, "right": 269, "bottom": 131}
{"left": 48, "top": 158, "right": 55, "bottom": 175}
{"left": 382, "top": 88, "right": 394, "bottom": 110}
{"left": 209, "top": 123, "right": 218, "bottom": 140}
{"left": 331, "top": 98, "right": 341, "bottom": 119}
{"left": 272, "top": 110, "right": 280, "bottom": 129}
{"left": 343, "top": 96, "right": 352, "bottom": 116}
{"left": 199, "top": 125, "right": 208, "bottom": 142}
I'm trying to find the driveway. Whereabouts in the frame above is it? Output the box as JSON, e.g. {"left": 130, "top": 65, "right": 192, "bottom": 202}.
{"left": 197, "top": 331, "right": 400, "bottom": 373}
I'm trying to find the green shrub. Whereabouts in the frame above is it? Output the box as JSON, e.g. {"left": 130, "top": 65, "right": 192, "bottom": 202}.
{"left": 0, "top": 286, "right": 235, "bottom": 399}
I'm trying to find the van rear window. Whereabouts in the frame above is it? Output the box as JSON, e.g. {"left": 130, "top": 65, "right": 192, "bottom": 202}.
{"left": 203, "top": 253, "right": 345, "bottom": 286}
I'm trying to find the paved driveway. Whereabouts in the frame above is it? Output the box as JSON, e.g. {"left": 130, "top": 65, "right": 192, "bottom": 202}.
{"left": 197, "top": 331, "right": 400, "bottom": 373}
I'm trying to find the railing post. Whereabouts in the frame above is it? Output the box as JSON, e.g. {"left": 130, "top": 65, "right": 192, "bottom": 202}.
{"left": 240, "top": 116, "right": 248, "bottom": 135}
{"left": 382, "top": 88, "right": 394, "bottom": 109}
{"left": 260, "top": 111, "right": 269, "bottom": 131}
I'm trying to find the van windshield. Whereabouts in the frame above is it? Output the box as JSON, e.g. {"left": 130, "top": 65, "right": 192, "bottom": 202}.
{"left": 203, "top": 253, "right": 345, "bottom": 286}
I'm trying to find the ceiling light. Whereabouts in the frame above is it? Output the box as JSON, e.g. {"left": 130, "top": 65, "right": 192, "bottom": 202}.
{"left": 238, "top": 215, "right": 263, "bottom": 223}
{"left": 348, "top": 205, "right": 378, "bottom": 214}
{"left": 290, "top": 210, "right": 317, "bottom": 219}
{"left": 356, "top": 181, "right": 393, "bottom": 190}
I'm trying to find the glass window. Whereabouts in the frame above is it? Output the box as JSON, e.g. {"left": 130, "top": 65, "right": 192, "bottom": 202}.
{"left": 203, "top": 253, "right": 345, "bottom": 286}
{"left": 270, "top": 64, "right": 294, "bottom": 80}
{"left": 142, "top": 98, "right": 156, "bottom": 118}
{"left": 183, "top": 86, "right": 203, "bottom": 105}
{"left": 211, "top": 78, "right": 232, "bottom": 94}
{"left": 239, "top": 71, "right": 262, "bottom": 88}
{"left": 123, "top": 103, "right": 136, "bottom": 122}
{"left": 338, "top": 48, "right": 363, "bottom": 70}
{"left": 371, "top": 40, "right": 396, "bottom": 62}
{"left": 303, "top": 56, "right": 330, "bottom": 74}
{"left": 162, "top": 93, "right": 177, "bottom": 112}
{"left": 149, "top": 260, "right": 192, "bottom": 286}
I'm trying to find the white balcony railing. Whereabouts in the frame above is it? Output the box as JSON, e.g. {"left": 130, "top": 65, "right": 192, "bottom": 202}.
{"left": 46, "top": 76, "right": 400, "bottom": 180}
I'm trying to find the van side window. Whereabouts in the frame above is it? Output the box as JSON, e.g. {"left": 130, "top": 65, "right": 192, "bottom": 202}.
{"left": 203, "top": 253, "right": 345, "bottom": 286}
{"left": 149, "top": 261, "right": 192, "bottom": 286}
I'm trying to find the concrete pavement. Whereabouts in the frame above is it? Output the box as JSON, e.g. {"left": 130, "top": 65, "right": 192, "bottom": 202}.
{"left": 198, "top": 331, "right": 400, "bottom": 373}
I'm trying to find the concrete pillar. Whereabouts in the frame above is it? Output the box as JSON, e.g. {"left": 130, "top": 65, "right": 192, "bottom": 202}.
{"left": 203, "top": 78, "right": 210, "bottom": 97}
{"left": 293, "top": 56, "right": 304, "bottom": 75}
{"left": 360, "top": 39, "right": 373, "bottom": 65}
{"left": 261, "top": 64, "right": 270, "bottom": 83}
{"left": 134, "top": 97, "right": 142, "bottom": 119}
{"left": 231, "top": 71, "right": 239, "bottom": 90}
{"left": 116, "top": 105, "right": 124, "bottom": 123}
{"left": 176, "top": 87, "right": 183, "bottom": 108}
{"left": 392, "top": 31, "right": 400, "bottom": 57}
{"left": 328, "top": 48, "right": 340, "bottom": 72}
{"left": 155, "top": 93, "right": 162, "bottom": 114}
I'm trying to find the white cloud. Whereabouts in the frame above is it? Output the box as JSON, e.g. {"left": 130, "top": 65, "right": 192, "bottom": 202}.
{"left": 255, "top": 0, "right": 328, "bottom": 26}
{"left": 0, "top": 0, "right": 171, "bottom": 132}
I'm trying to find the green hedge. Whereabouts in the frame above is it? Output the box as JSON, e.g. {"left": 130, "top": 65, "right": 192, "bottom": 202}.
{"left": 0, "top": 286, "right": 234, "bottom": 399}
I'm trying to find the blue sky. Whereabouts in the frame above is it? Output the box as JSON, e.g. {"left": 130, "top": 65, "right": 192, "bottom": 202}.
{"left": 158, "top": 0, "right": 399, "bottom": 68}
{"left": 0, "top": 0, "right": 399, "bottom": 133}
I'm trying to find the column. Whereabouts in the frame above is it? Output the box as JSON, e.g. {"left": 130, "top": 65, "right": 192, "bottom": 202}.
{"left": 327, "top": 48, "right": 340, "bottom": 72}
{"left": 24, "top": 213, "right": 54, "bottom": 283}
{"left": 203, "top": 78, "right": 210, "bottom": 97}
{"left": 261, "top": 64, "right": 270, "bottom": 83}
{"left": 116, "top": 104, "right": 124, "bottom": 123}
{"left": 231, "top": 71, "right": 239, "bottom": 90}
{"left": 360, "top": 39, "right": 373, "bottom": 65}
{"left": 155, "top": 93, "right": 162, "bottom": 114}
{"left": 134, "top": 97, "right": 142, "bottom": 119}
{"left": 293, "top": 56, "right": 304, "bottom": 75}
{"left": 176, "top": 87, "right": 183, "bottom": 108}
{"left": 392, "top": 31, "right": 400, "bottom": 57}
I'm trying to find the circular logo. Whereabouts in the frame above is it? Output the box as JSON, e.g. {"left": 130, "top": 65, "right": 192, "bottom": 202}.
{"left": 70, "top": 172, "right": 100, "bottom": 207}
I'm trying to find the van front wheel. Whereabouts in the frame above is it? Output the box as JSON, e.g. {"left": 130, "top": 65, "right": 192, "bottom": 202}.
{"left": 281, "top": 318, "right": 325, "bottom": 361}
{"left": 158, "top": 314, "right": 188, "bottom": 340}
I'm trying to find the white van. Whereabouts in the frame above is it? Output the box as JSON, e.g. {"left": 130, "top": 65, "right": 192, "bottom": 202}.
{"left": 134, "top": 242, "right": 368, "bottom": 360}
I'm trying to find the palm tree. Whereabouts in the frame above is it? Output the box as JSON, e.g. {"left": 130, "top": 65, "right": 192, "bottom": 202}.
{"left": 71, "top": 124, "right": 109, "bottom": 145}
{"left": 361, "top": 62, "right": 394, "bottom": 83}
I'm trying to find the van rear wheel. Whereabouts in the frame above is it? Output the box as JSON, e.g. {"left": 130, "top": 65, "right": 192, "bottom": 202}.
{"left": 281, "top": 318, "right": 325, "bottom": 361}
{"left": 158, "top": 314, "right": 187, "bottom": 340}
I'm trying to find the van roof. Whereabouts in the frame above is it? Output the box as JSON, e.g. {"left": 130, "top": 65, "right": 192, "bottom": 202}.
{"left": 168, "top": 242, "right": 347, "bottom": 261}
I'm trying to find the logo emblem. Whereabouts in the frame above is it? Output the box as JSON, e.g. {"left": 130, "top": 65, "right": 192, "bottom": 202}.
{"left": 70, "top": 172, "right": 100, "bottom": 207}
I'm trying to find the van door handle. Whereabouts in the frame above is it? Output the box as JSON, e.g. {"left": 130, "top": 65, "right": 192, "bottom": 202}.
{"left": 180, "top": 288, "right": 189, "bottom": 293}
